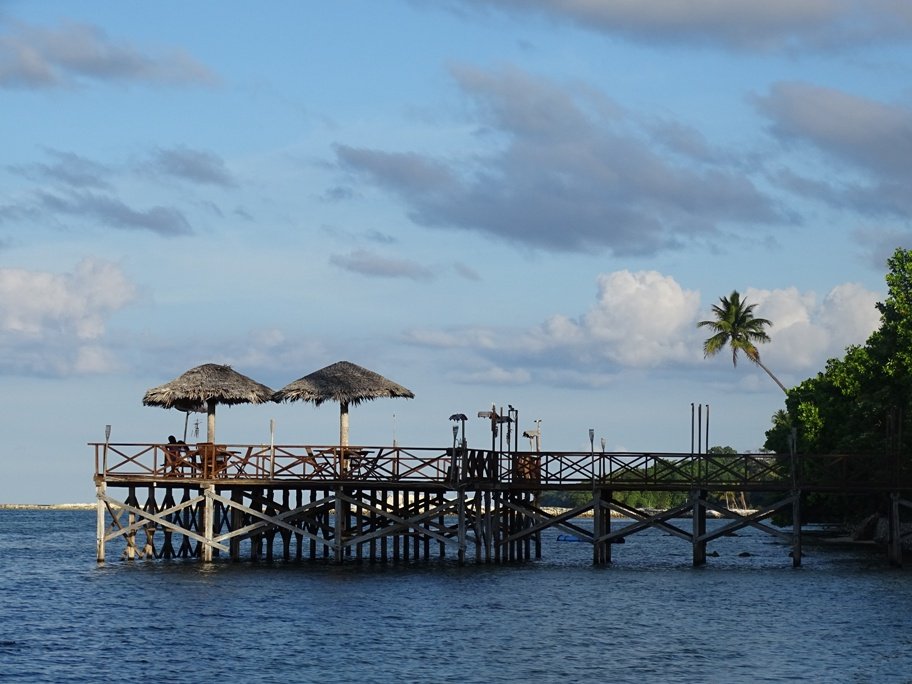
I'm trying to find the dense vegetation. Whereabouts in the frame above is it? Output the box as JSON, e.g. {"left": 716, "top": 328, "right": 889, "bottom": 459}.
{"left": 763, "top": 247, "right": 912, "bottom": 521}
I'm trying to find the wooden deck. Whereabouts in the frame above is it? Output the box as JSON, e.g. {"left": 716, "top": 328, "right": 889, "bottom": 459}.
{"left": 90, "top": 442, "right": 912, "bottom": 567}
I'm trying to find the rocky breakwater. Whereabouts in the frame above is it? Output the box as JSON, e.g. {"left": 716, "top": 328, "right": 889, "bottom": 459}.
{"left": 853, "top": 512, "right": 912, "bottom": 551}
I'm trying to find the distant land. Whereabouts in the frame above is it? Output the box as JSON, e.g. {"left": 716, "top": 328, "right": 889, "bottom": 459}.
{"left": 0, "top": 503, "right": 94, "bottom": 510}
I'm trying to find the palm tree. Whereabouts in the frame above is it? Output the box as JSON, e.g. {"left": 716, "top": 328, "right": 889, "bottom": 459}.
{"left": 698, "top": 290, "right": 787, "bottom": 393}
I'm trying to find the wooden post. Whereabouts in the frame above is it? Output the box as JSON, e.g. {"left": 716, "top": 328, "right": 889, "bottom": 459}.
{"left": 202, "top": 484, "right": 215, "bottom": 562}
{"left": 143, "top": 488, "right": 157, "bottom": 559}
{"left": 457, "top": 489, "right": 466, "bottom": 564}
{"left": 692, "top": 488, "right": 706, "bottom": 566}
{"left": 791, "top": 490, "right": 802, "bottom": 568}
{"left": 230, "top": 489, "right": 243, "bottom": 561}
{"left": 334, "top": 486, "right": 344, "bottom": 563}
{"left": 126, "top": 487, "right": 136, "bottom": 560}
{"left": 889, "top": 492, "right": 902, "bottom": 567}
{"left": 96, "top": 481, "right": 106, "bottom": 563}
{"left": 380, "top": 488, "right": 388, "bottom": 562}
{"left": 593, "top": 488, "right": 611, "bottom": 565}
{"left": 207, "top": 403, "right": 216, "bottom": 444}
{"left": 340, "top": 401, "right": 349, "bottom": 447}
{"left": 486, "top": 490, "right": 495, "bottom": 563}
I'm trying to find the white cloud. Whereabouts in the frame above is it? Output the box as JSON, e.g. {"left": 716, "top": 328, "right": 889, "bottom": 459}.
{"left": 74, "top": 345, "right": 121, "bottom": 374}
{"left": 744, "top": 283, "right": 879, "bottom": 371}
{"left": 582, "top": 270, "right": 702, "bottom": 365}
{"left": 459, "top": 365, "right": 531, "bottom": 385}
{"left": 520, "top": 270, "right": 701, "bottom": 366}
{"left": 817, "top": 282, "right": 882, "bottom": 347}
{"left": 0, "top": 258, "right": 136, "bottom": 375}
{"left": 406, "top": 271, "right": 881, "bottom": 389}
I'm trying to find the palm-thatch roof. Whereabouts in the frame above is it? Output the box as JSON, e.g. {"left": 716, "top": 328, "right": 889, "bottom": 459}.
{"left": 143, "top": 363, "right": 274, "bottom": 443}
{"left": 273, "top": 361, "right": 414, "bottom": 446}
{"left": 273, "top": 361, "right": 414, "bottom": 406}
{"left": 143, "top": 363, "right": 274, "bottom": 407}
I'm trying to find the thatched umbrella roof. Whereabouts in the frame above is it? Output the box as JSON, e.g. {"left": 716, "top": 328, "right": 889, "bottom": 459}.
{"left": 143, "top": 363, "right": 274, "bottom": 443}
{"left": 273, "top": 360, "right": 414, "bottom": 446}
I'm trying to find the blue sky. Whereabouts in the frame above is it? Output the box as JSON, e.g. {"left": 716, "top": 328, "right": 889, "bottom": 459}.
{"left": 2, "top": 1, "right": 909, "bottom": 503}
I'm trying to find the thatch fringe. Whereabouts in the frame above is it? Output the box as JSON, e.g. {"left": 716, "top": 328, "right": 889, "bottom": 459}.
{"left": 143, "top": 363, "right": 274, "bottom": 408}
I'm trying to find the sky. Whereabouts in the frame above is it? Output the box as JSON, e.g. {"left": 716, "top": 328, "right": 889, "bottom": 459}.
{"left": 1, "top": 1, "right": 910, "bottom": 503}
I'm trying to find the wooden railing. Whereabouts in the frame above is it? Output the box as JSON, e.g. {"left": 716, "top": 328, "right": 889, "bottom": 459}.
{"left": 90, "top": 443, "right": 909, "bottom": 492}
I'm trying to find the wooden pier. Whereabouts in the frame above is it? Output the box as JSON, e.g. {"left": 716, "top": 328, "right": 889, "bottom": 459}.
{"left": 92, "top": 442, "right": 912, "bottom": 567}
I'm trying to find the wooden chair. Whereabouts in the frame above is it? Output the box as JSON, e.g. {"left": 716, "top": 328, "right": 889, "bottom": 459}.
{"left": 163, "top": 442, "right": 190, "bottom": 476}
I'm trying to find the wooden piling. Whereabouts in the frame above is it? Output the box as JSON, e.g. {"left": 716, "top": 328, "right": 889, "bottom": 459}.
{"left": 692, "top": 489, "right": 707, "bottom": 567}
{"left": 202, "top": 484, "right": 214, "bottom": 562}
{"left": 792, "top": 490, "right": 802, "bottom": 568}
{"left": 91, "top": 442, "right": 907, "bottom": 569}
{"left": 95, "top": 482, "right": 106, "bottom": 563}
{"left": 889, "top": 492, "right": 901, "bottom": 567}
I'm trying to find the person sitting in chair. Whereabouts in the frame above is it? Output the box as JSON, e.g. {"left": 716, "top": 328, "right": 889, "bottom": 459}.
{"left": 164, "top": 435, "right": 188, "bottom": 475}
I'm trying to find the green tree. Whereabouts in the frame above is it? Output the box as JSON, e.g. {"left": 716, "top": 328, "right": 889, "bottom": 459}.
{"left": 698, "top": 290, "right": 787, "bottom": 393}
{"left": 761, "top": 248, "right": 912, "bottom": 522}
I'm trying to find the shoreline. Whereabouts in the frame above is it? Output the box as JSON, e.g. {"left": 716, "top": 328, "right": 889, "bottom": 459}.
{"left": 0, "top": 503, "right": 95, "bottom": 510}
{"left": 541, "top": 506, "right": 759, "bottom": 519}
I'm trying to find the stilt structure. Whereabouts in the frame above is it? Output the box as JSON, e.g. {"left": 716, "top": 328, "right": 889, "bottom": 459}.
{"left": 92, "top": 443, "right": 906, "bottom": 567}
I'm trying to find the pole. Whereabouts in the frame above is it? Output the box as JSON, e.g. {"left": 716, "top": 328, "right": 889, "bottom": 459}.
{"left": 102, "top": 424, "right": 111, "bottom": 481}
{"left": 269, "top": 418, "right": 276, "bottom": 478}
{"left": 203, "top": 484, "right": 215, "bottom": 562}
{"left": 690, "top": 403, "right": 694, "bottom": 455}
{"left": 705, "top": 404, "right": 710, "bottom": 452}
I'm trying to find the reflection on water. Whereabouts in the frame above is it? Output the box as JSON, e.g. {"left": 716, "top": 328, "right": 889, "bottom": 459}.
{"left": 1, "top": 510, "right": 910, "bottom": 684}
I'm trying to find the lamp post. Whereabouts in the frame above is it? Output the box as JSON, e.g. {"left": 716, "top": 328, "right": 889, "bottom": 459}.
{"left": 589, "top": 428, "right": 595, "bottom": 480}
{"left": 449, "top": 413, "right": 468, "bottom": 448}
{"left": 103, "top": 424, "right": 111, "bottom": 480}
{"left": 478, "top": 405, "right": 498, "bottom": 453}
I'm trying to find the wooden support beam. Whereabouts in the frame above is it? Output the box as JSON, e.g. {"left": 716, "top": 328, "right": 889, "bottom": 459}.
{"left": 792, "top": 490, "right": 802, "bottom": 568}
{"left": 593, "top": 488, "right": 611, "bottom": 565}
{"left": 457, "top": 488, "right": 467, "bottom": 564}
{"left": 98, "top": 492, "right": 227, "bottom": 552}
{"left": 202, "top": 484, "right": 215, "bottom": 562}
{"left": 889, "top": 491, "right": 902, "bottom": 567}
{"left": 692, "top": 489, "right": 707, "bottom": 567}
{"left": 334, "top": 486, "right": 344, "bottom": 563}
{"left": 95, "top": 482, "right": 106, "bottom": 563}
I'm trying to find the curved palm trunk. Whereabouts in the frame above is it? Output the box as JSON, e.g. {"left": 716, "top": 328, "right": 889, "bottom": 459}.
{"left": 754, "top": 359, "right": 787, "bottom": 394}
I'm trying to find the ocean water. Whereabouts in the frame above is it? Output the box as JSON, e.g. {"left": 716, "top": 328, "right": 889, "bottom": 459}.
{"left": 1, "top": 510, "right": 911, "bottom": 684}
